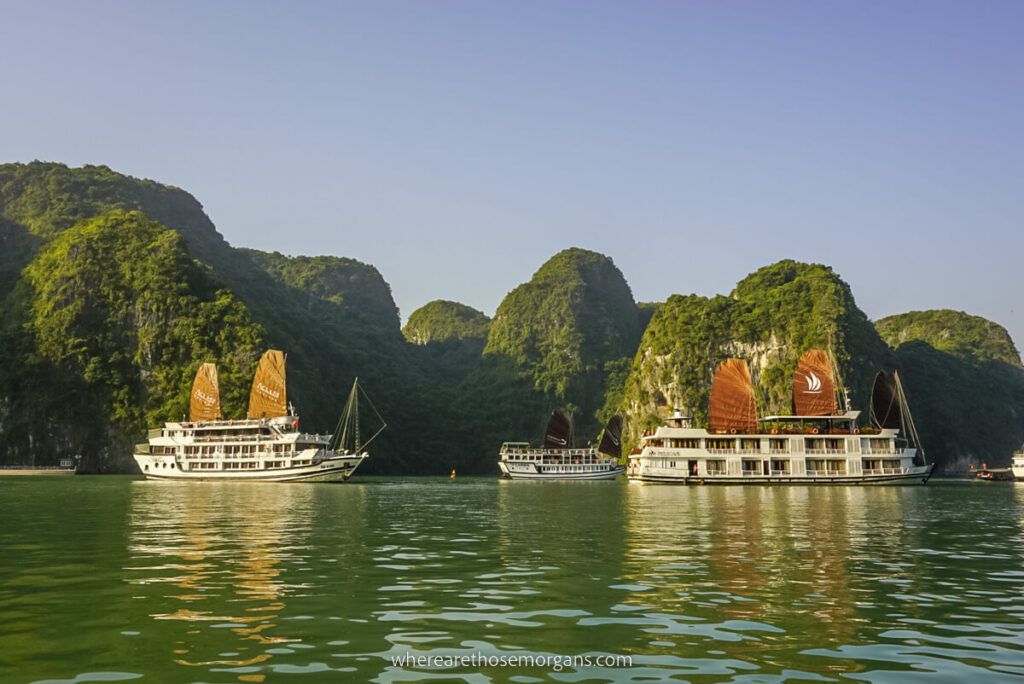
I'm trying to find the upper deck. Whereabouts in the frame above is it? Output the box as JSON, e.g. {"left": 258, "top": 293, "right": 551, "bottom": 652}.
{"left": 499, "top": 443, "right": 615, "bottom": 464}
{"left": 149, "top": 416, "right": 330, "bottom": 446}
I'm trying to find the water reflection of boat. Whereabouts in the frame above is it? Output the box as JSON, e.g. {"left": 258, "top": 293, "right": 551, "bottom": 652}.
{"left": 126, "top": 480, "right": 365, "bottom": 672}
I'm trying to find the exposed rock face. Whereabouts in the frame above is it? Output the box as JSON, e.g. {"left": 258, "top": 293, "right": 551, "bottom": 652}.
{"left": 620, "top": 261, "right": 891, "bottom": 449}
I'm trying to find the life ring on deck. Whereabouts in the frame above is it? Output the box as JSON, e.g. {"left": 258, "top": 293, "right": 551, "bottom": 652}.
{"left": 852, "top": 427, "right": 860, "bottom": 434}
{"left": 810, "top": 428, "right": 820, "bottom": 435}
{"left": 729, "top": 428, "right": 738, "bottom": 435}
{"left": 770, "top": 428, "right": 779, "bottom": 435}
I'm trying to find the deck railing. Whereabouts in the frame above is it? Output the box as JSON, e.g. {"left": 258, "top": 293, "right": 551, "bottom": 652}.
{"left": 805, "top": 448, "right": 845, "bottom": 455}
{"left": 862, "top": 467, "right": 911, "bottom": 475}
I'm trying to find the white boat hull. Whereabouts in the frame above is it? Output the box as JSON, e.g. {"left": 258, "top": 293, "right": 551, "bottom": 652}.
{"left": 133, "top": 453, "right": 366, "bottom": 482}
{"left": 499, "top": 460, "right": 624, "bottom": 480}
{"left": 628, "top": 463, "right": 933, "bottom": 486}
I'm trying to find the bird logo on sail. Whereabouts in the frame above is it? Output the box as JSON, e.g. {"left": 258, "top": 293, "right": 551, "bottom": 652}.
{"left": 804, "top": 371, "right": 823, "bottom": 394}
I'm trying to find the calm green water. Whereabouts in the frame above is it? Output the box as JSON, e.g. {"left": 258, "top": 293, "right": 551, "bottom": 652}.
{"left": 2, "top": 477, "right": 1024, "bottom": 683}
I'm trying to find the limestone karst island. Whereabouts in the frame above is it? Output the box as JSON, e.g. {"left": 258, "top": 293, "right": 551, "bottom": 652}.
{"left": 4, "top": 2, "right": 1024, "bottom": 682}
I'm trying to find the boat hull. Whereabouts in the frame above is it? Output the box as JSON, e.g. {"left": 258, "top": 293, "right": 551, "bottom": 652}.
{"left": 132, "top": 453, "right": 366, "bottom": 482}
{"left": 0, "top": 467, "right": 77, "bottom": 476}
{"left": 499, "top": 463, "right": 625, "bottom": 481}
{"left": 628, "top": 463, "right": 933, "bottom": 486}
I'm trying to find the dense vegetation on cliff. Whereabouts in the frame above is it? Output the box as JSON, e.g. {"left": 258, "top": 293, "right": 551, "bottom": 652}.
{"left": 484, "top": 248, "right": 643, "bottom": 440}
{"left": 620, "top": 261, "right": 892, "bottom": 446}
{"left": 877, "top": 310, "right": 1021, "bottom": 366}
{"left": 0, "top": 162, "right": 414, "bottom": 471}
{"left": 2, "top": 162, "right": 1021, "bottom": 473}
{"left": 0, "top": 210, "right": 263, "bottom": 469}
{"left": 403, "top": 300, "right": 490, "bottom": 346}
{"left": 875, "top": 311, "right": 1024, "bottom": 469}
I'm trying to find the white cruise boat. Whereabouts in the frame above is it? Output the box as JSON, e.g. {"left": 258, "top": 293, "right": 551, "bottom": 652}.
{"left": 627, "top": 350, "right": 933, "bottom": 486}
{"left": 133, "top": 351, "right": 384, "bottom": 482}
{"left": 499, "top": 411, "right": 625, "bottom": 480}
{"left": 1012, "top": 448, "right": 1024, "bottom": 480}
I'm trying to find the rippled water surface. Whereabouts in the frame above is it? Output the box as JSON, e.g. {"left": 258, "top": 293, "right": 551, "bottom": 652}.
{"left": 2, "top": 477, "right": 1024, "bottom": 682}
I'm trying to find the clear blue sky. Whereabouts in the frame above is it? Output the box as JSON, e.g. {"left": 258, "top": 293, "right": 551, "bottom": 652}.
{"left": 3, "top": 1, "right": 1022, "bottom": 347}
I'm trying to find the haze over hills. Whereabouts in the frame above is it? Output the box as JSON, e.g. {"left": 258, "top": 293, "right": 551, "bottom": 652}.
{"left": 1, "top": 162, "right": 1021, "bottom": 473}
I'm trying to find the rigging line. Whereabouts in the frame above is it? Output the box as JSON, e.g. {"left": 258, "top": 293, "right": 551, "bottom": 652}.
{"left": 333, "top": 379, "right": 359, "bottom": 453}
{"left": 358, "top": 382, "right": 387, "bottom": 427}
{"left": 357, "top": 381, "right": 387, "bottom": 452}
{"left": 897, "top": 372, "right": 926, "bottom": 465}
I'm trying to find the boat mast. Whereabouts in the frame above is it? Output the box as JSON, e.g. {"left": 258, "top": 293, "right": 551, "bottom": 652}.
{"left": 894, "top": 371, "right": 926, "bottom": 465}
{"left": 332, "top": 379, "right": 360, "bottom": 453}
{"left": 331, "top": 377, "right": 387, "bottom": 455}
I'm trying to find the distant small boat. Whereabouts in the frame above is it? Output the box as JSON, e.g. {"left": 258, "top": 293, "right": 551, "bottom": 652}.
{"left": 0, "top": 456, "right": 80, "bottom": 476}
{"left": 499, "top": 411, "right": 625, "bottom": 480}
{"left": 975, "top": 466, "right": 1015, "bottom": 481}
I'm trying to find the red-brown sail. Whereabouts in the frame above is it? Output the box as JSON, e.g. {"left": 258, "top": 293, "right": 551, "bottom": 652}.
{"left": 708, "top": 359, "right": 757, "bottom": 433}
{"left": 792, "top": 349, "right": 838, "bottom": 416}
{"left": 189, "top": 362, "right": 221, "bottom": 422}
{"left": 247, "top": 349, "right": 288, "bottom": 419}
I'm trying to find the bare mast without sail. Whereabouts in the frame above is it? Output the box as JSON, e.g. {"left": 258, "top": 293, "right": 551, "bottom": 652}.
{"left": 331, "top": 378, "right": 387, "bottom": 454}
{"left": 870, "top": 370, "right": 926, "bottom": 465}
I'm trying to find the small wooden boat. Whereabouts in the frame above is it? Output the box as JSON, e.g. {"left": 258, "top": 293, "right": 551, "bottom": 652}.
{"left": 975, "top": 467, "right": 1015, "bottom": 482}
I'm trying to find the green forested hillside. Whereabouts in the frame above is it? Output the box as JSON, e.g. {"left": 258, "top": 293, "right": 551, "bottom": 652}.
{"left": 876, "top": 309, "right": 1021, "bottom": 366}
{"left": 1, "top": 162, "right": 1021, "bottom": 474}
{"left": 620, "top": 260, "right": 892, "bottom": 448}
{"left": 875, "top": 311, "right": 1024, "bottom": 469}
{"left": 484, "top": 248, "right": 643, "bottom": 440}
{"left": 0, "top": 162, "right": 415, "bottom": 472}
{"left": 403, "top": 300, "right": 490, "bottom": 345}
{"left": 0, "top": 210, "right": 263, "bottom": 470}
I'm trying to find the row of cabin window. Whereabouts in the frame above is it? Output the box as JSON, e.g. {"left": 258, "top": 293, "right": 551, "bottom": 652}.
{"left": 222, "top": 459, "right": 312, "bottom": 468}
{"left": 661, "top": 457, "right": 903, "bottom": 474}
{"left": 654, "top": 437, "right": 892, "bottom": 451}
{"left": 160, "top": 444, "right": 299, "bottom": 456}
